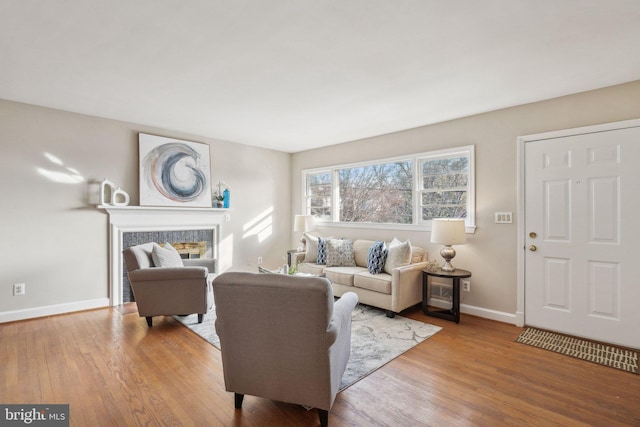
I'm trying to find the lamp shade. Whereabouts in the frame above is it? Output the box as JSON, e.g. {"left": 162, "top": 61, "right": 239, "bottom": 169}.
{"left": 294, "top": 215, "right": 315, "bottom": 232}
{"left": 431, "top": 219, "right": 466, "bottom": 245}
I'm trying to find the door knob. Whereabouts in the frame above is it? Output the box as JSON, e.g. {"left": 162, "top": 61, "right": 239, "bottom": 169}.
{"left": 529, "top": 232, "right": 537, "bottom": 238}
{"left": 529, "top": 245, "right": 537, "bottom": 252}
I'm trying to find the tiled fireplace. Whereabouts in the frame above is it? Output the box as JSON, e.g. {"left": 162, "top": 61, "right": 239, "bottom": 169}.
{"left": 101, "top": 206, "right": 226, "bottom": 306}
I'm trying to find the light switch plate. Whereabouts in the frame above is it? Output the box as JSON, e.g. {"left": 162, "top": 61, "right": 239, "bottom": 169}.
{"left": 495, "top": 212, "right": 513, "bottom": 223}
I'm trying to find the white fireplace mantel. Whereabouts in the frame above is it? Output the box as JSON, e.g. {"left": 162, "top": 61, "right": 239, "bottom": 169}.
{"left": 100, "top": 205, "right": 228, "bottom": 306}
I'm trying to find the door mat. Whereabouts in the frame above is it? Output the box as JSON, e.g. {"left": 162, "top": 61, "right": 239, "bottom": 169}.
{"left": 516, "top": 327, "right": 638, "bottom": 374}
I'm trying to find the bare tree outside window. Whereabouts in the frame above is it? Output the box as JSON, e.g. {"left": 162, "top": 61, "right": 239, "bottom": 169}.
{"left": 306, "top": 171, "right": 332, "bottom": 219}
{"left": 339, "top": 161, "right": 412, "bottom": 224}
{"left": 420, "top": 156, "right": 468, "bottom": 220}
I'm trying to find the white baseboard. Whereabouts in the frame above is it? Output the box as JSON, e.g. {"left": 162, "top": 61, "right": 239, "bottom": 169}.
{"left": 0, "top": 298, "right": 110, "bottom": 323}
{"left": 428, "top": 298, "right": 518, "bottom": 325}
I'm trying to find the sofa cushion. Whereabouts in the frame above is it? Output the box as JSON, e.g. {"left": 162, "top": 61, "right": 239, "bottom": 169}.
{"left": 326, "top": 239, "right": 356, "bottom": 267}
{"left": 151, "top": 243, "right": 184, "bottom": 268}
{"left": 367, "top": 241, "right": 388, "bottom": 274}
{"left": 411, "top": 246, "right": 427, "bottom": 263}
{"left": 297, "top": 262, "right": 326, "bottom": 276}
{"left": 351, "top": 239, "right": 374, "bottom": 267}
{"left": 354, "top": 271, "right": 392, "bottom": 295}
{"left": 325, "top": 266, "right": 367, "bottom": 286}
{"left": 384, "top": 238, "right": 412, "bottom": 274}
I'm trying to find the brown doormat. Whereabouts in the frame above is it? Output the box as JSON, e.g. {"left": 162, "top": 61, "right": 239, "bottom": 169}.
{"left": 516, "top": 327, "right": 638, "bottom": 374}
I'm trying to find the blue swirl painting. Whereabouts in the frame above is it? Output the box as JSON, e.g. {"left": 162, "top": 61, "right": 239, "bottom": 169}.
{"left": 139, "top": 133, "right": 211, "bottom": 207}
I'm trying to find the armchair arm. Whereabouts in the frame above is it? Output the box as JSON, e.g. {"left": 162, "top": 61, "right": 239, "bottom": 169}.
{"left": 293, "top": 251, "right": 306, "bottom": 266}
{"left": 184, "top": 258, "right": 216, "bottom": 272}
{"left": 128, "top": 266, "right": 208, "bottom": 282}
{"left": 326, "top": 292, "right": 358, "bottom": 345}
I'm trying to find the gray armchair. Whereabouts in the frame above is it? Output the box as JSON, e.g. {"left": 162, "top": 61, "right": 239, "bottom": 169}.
{"left": 123, "top": 242, "right": 214, "bottom": 327}
{"left": 213, "top": 272, "right": 358, "bottom": 427}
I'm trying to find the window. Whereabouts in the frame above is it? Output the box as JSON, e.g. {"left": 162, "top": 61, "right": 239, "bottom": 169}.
{"left": 339, "top": 161, "right": 413, "bottom": 224}
{"left": 419, "top": 152, "right": 469, "bottom": 221}
{"left": 302, "top": 145, "right": 474, "bottom": 230}
{"left": 305, "top": 170, "right": 332, "bottom": 220}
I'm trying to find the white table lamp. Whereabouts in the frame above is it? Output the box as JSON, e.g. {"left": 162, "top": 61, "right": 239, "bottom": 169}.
{"left": 431, "top": 219, "right": 466, "bottom": 272}
{"left": 294, "top": 215, "right": 315, "bottom": 250}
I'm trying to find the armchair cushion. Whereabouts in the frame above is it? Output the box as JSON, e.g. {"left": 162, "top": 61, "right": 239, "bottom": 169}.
{"left": 151, "top": 242, "right": 184, "bottom": 267}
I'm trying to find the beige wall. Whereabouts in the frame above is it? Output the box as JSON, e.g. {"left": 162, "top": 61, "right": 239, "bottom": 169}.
{"left": 0, "top": 99, "right": 291, "bottom": 316}
{"left": 291, "top": 80, "right": 640, "bottom": 317}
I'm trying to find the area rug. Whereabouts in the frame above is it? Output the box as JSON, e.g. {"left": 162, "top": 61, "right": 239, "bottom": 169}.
{"left": 176, "top": 302, "right": 441, "bottom": 390}
{"left": 516, "top": 327, "right": 638, "bottom": 374}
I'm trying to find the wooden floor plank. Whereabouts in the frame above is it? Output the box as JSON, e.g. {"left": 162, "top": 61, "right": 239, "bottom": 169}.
{"left": 1, "top": 305, "right": 638, "bottom": 426}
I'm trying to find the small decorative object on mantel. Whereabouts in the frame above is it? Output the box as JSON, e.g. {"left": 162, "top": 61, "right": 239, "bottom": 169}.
{"left": 100, "top": 178, "right": 130, "bottom": 206}
{"left": 213, "top": 181, "right": 229, "bottom": 208}
{"left": 223, "top": 186, "right": 230, "bottom": 208}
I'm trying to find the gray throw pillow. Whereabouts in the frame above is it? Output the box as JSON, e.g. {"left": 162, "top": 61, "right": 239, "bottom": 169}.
{"left": 325, "top": 239, "right": 356, "bottom": 267}
{"left": 151, "top": 242, "right": 184, "bottom": 267}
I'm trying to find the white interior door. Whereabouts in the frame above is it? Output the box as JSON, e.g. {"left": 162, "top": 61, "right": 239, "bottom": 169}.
{"left": 524, "top": 125, "right": 640, "bottom": 349}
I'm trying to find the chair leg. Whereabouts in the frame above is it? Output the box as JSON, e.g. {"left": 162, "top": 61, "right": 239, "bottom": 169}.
{"left": 234, "top": 393, "right": 244, "bottom": 409}
{"left": 145, "top": 317, "right": 153, "bottom": 327}
{"left": 198, "top": 313, "right": 204, "bottom": 323}
{"left": 317, "top": 409, "right": 328, "bottom": 427}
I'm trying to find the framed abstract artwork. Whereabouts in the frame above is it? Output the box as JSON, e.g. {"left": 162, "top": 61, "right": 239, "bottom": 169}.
{"left": 139, "top": 133, "right": 212, "bottom": 207}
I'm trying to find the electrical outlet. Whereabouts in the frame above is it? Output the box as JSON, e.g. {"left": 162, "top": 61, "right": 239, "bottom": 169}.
{"left": 225, "top": 213, "right": 231, "bottom": 222}
{"left": 257, "top": 257, "right": 263, "bottom": 265}
{"left": 462, "top": 280, "right": 471, "bottom": 292}
{"left": 13, "top": 283, "right": 26, "bottom": 296}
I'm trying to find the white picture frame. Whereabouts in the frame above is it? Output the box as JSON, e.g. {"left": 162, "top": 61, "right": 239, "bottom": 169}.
{"left": 139, "top": 133, "right": 212, "bottom": 207}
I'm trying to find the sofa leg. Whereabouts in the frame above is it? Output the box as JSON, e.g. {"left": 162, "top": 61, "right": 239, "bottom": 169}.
{"left": 197, "top": 313, "right": 204, "bottom": 323}
{"left": 317, "top": 409, "right": 328, "bottom": 427}
{"left": 145, "top": 317, "right": 153, "bottom": 327}
{"left": 385, "top": 310, "right": 396, "bottom": 318}
{"left": 234, "top": 393, "right": 244, "bottom": 409}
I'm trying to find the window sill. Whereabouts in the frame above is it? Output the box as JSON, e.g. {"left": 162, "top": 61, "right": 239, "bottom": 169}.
{"left": 314, "top": 221, "right": 476, "bottom": 234}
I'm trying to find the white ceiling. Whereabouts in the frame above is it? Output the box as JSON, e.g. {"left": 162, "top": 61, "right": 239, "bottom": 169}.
{"left": 1, "top": 1, "right": 640, "bottom": 153}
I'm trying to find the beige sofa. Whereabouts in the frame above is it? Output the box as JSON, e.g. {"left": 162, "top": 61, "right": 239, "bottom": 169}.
{"left": 295, "top": 237, "right": 427, "bottom": 317}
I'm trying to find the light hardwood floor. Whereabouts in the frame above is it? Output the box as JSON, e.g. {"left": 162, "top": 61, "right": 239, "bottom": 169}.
{"left": 1, "top": 304, "right": 638, "bottom": 426}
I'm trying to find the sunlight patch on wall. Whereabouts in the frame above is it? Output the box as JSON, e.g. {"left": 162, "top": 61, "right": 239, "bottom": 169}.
{"left": 218, "top": 233, "right": 234, "bottom": 273}
{"left": 37, "top": 152, "right": 84, "bottom": 184}
{"left": 243, "top": 206, "right": 273, "bottom": 243}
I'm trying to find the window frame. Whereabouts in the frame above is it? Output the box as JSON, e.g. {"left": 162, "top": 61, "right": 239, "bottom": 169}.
{"left": 301, "top": 145, "right": 475, "bottom": 233}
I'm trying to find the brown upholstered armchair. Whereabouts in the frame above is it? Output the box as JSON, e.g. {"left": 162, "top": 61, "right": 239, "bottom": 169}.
{"left": 213, "top": 272, "right": 358, "bottom": 427}
{"left": 123, "top": 242, "right": 214, "bottom": 327}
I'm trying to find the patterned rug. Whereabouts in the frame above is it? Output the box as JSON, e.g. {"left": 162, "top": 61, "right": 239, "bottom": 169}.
{"left": 516, "top": 327, "right": 638, "bottom": 374}
{"left": 176, "top": 302, "right": 441, "bottom": 390}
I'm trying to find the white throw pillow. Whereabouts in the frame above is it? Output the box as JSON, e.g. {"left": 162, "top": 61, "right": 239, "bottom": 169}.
{"left": 303, "top": 232, "right": 320, "bottom": 263}
{"left": 384, "top": 238, "right": 412, "bottom": 274}
{"left": 151, "top": 242, "right": 184, "bottom": 268}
